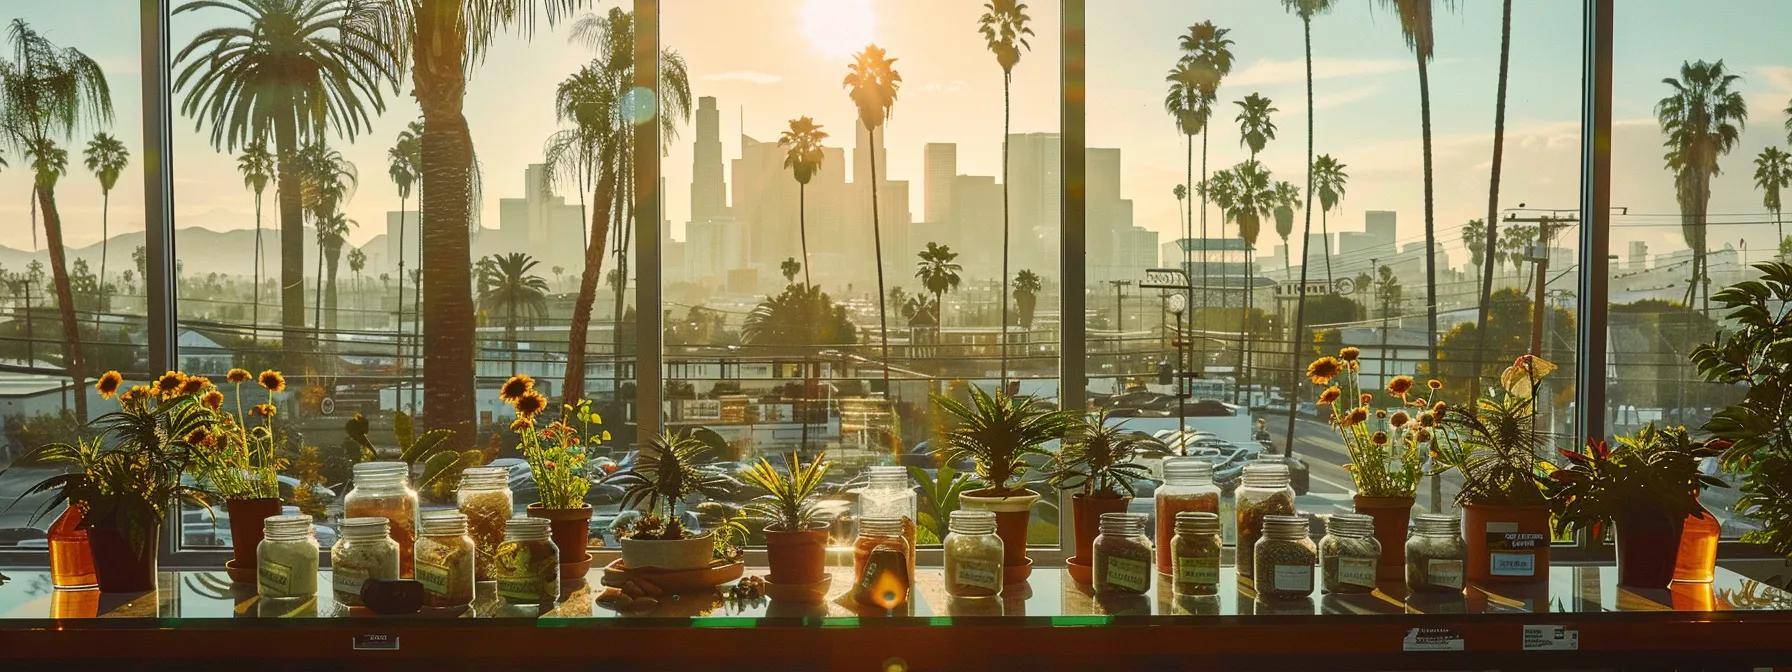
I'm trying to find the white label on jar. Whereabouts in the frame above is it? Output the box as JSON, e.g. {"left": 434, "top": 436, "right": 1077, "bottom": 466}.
{"left": 333, "top": 566, "right": 369, "bottom": 597}
{"left": 497, "top": 575, "right": 544, "bottom": 601}
{"left": 1428, "top": 559, "right": 1465, "bottom": 588}
{"left": 1272, "top": 564, "right": 1313, "bottom": 593}
{"left": 259, "top": 560, "right": 293, "bottom": 595}
{"left": 415, "top": 562, "right": 450, "bottom": 596}
{"left": 954, "top": 558, "right": 1001, "bottom": 592}
{"left": 1104, "top": 556, "right": 1150, "bottom": 592}
{"left": 1176, "top": 556, "right": 1219, "bottom": 585}
{"left": 1338, "top": 557, "right": 1377, "bottom": 587}
{"left": 1490, "top": 552, "right": 1536, "bottom": 577}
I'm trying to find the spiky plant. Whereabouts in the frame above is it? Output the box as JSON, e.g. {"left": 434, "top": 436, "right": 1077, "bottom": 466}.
{"left": 605, "top": 430, "right": 732, "bottom": 538}
{"left": 739, "top": 451, "right": 831, "bottom": 532}
{"left": 1050, "top": 409, "right": 1157, "bottom": 499}
{"left": 931, "top": 385, "right": 1074, "bottom": 495}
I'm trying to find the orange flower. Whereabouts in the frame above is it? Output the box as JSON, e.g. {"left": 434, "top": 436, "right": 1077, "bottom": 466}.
{"left": 226, "top": 368, "right": 252, "bottom": 383}
{"left": 1386, "top": 375, "right": 1415, "bottom": 397}
{"left": 1371, "top": 431, "right": 1389, "bottom": 445}
{"left": 1427, "top": 379, "right": 1443, "bottom": 391}
{"left": 201, "top": 389, "right": 225, "bottom": 411}
{"left": 1340, "top": 407, "right": 1369, "bottom": 427}
{"left": 1375, "top": 409, "right": 1388, "bottom": 419}
{"left": 121, "top": 385, "right": 152, "bottom": 403}
{"left": 253, "top": 403, "right": 278, "bottom": 418}
{"left": 509, "top": 417, "right": 534, "bottom": 432}
{"left": 1390, "top": 411, "right": 1410, "bottom": 428}
{"left": 95, "top": 370, "right": 123, "bottom": 398}
{"left": 185, "top": 427, "right": 213, "bottom": 446}
{"left": 153, "top": 371, "right": 187, "bottom": 397}
{"left": 515, "top": 390, "right": 548, "bottom": 419}
{"left": 1317, "top": 386, "right": 1341, "bottom": 405}
{"left": 1306, "top": 357, "right": 1342, "bottom": 385}
{"left": 1359, "top": 392, "right": 1373, "bottom": 405}
{"left": 1338, "top": 346, "right": 1360, "bottom": 362}
{"left": 179, "top": 376, "right": 212, "bottom": 396}
{"left": 258, "top": 369, "right": 286, "bottom": 393}
{"left": 1418, "top": 411, "right": 1437, "bottom": 428}
{"left": 499, "top": 374, "right": 535, "bottom": 403}
{"left": 1432, "top": 401, "right": 1447, "bottom": 414}
{"left": 1416, "top": 429, "right": 1434, "bottom": 444}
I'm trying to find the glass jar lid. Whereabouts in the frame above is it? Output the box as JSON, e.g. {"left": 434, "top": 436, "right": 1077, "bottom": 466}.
{"left": 947, "top": 509, "right": 996, "bottom": 535}
{"left": 263, "top": 514, "right": 314, "bottom": 541}
{"left": 1098, "top": 511, "right": 1147, "bottom": 536}
{"left": 859, "top": 516, "right": 905, "bottom": 537}
{"left": 353, "top": 461, "right": 410, "bottom": 487}
{"left": 1174, "top": 510, "right": 1220, "bottom": 536}
{"left": 420, "top": 510, "right": 469, "bottom": 537}
{"left": 340, "top": 516, "right": 391, "bottom": 541}
{"left": 1262, "top": 514, "right": 1310, "bottom": 541}
{"left": 1241, "top": 460, "right": 1291, "bottom": 489}
{"left": 1162, "top": 456, "right": 1214, "bottom": 485}
{"left": 1411, "top": 513, "right": 1461, "bottom": 538}
{"left": 1325, "top": 513, "right": 1376, "bottom": 538}
{"left": 504, "top": 516, "right": 551, "bottom": 541}
{"left": 865, "top": 465, "right": 909, "bottom": 488}
{"left": 459, "top": 466, "right": 509, "bottom": 490}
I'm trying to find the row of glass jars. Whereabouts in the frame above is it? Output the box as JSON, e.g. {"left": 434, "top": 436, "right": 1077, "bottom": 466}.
{"left": 258, "top": 511, "right": 559, "bottom": 609}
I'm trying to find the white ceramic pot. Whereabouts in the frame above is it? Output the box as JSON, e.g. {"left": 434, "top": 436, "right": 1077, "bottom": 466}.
{"left": 619, "top": 531, "right": 714, "bottom": 571}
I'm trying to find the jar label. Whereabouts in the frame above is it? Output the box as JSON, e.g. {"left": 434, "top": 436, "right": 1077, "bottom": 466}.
{"left": 333, "top": 566, "right": 369, "bottom": 597}
{"left": 259, "top": 560, "right": 293, "bottom": 595}
{"left": 1490, "top": 552, "right": 1536, "bottom": 577}
{"left": 498, "top": 575, "right": 545, "bottom": 602}
{"left": 954, "top": 558, "right": 1001, "bottom": 592}
{"left": 1338, "top": 557, "right": 1377, "bottom": 587}
{"left": 1272, "top": 564, "right": 1313, "bottom": 593}
{"left": 415, "top": 561, "right": 451, "bottom": 596}
{"left": 1104, "top": 556, "right": 1150, "bottom": 592}
{"left": 1175, "top": 556, "right": 1219, "bottom": 585}
{"left": 1427, "top": 559, "right": 1465, "bottom": 588}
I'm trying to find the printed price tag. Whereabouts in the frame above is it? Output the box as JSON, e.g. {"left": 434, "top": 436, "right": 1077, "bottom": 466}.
{"left": 1490, "top": 552, "right": 1536, "bottom": 577}
{"left": 1427, "top": 559, "right": 1465, "bottom": 589}
{"left": 1402, "top": 627, "right": 1465, "bottom": 652}
{"left": 352, "top": 634, "right": 400, "bottom": 651}
{"left": 1522, "top": 625, "right": 1579, "bottom": 651}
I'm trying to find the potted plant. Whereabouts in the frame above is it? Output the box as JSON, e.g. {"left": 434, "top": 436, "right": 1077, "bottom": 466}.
{"left": 1544, "top": 424, "right": 1725, "bottom": 589}
{"left": 1308, "top": 347, "right": 1431, "bottom": 581}
{"left": 1048, "top": 409, "right": 1153, "bottom": 581}
{"left": 931, "top": 386, "right": 1074, "bottom": 583}
{"left": 605, "top": 430, "right": 733, "bottom": 571}
{"left": 193, "top": 368, "right": 290, "bottom": 583}
{"left": 1433, "top": 355, "right": 1557, "bottom": 584}
{"left": 504, "top": 377, "right": 608, "bottom": 580}
{"left": 739, "top": 451, "right": 832, "bottom": 586}
{"left": 7, "top": 371, "right": 214, "bottom": 592}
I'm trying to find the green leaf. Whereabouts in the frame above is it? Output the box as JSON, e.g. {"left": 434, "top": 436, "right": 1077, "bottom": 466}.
{"left": 394, "top": 411, "right": 414, "bottom": 451}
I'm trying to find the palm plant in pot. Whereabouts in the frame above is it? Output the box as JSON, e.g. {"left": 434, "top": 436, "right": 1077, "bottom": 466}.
{"left": 1308, "top": 347, "right": 1430, "bottom": 581}
{"left": 8, "top": 372, "right": 215, "bottom": 592}
{"left": 740, "top": 451, "right": 832, "bottom": 587}
{"left": 1543, "top": 423, "right": 1725, "bottom": 589}
{"left": 1048, "top": 409, "right": 1153, "bottom": 583}
{"left": 1432, "top": 355, "right": 1556, "bottom": 584}
{"left": 605, "top": 430, "right": 734, "bottom": 571}
{"left": 932, "top": 385, "right": 1074, "bottom": 583}
{"left": 193, "top": 368, "right": 290, "bottom": 584}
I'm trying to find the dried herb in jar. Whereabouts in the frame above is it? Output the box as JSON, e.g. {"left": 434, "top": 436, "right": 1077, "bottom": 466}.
{"left": 1253, "top": 514, "right": 1316, "bottom": 600}
{"left": 457, "top": 467, "right": 512, "bottom": 581}
{"left": 1171, "top": 511, "right": 1222, "bottom": 597}
{"left": 1319, "top": 513, "right": 1380, "bottom": 594}
{"left": 493, "top": 517, "right": 559, "bottom": 607}
{"left": 414, "top": 511, "right": 475, "bottom": 609}
{"left": 1093, "top": 513, "right": 1153, "bottom": 596}
{"left": 1405, "top": 514, "right": 1466, "bottom": 593}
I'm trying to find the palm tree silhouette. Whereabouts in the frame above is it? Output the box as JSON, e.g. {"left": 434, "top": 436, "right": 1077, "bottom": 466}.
{"left": 236, "top": 140, "right": 275, "bottom": 338}
{"left": 1, "top": 19, "right": 115, "bottom": 421}
{"left": 978, "top": 0, "right": 1033, "bottom": 385}
{"left": 1164, "top": 61, "right": 1209, "bottom": 318}
{"left": 1281, "top": 0, "right": 1335, "bottom": 456}
{"left": 175, "top": 0, "right": 392, "bottom": 364}
{"left": 1375, "top": 0, "right": 1452, "bottom": 370}
{"left": 1272, "top": 180, "right": 1300, "bottom": 284}
{"left": 478, "top": 252, "right": 549, "bottom": 369}
{"left": 1222, "top": 162, "right": 1274, "bottom": 404}
{"left": 1174, "top": 22, "right": 1234, "bottom": 365}
{"left": 1469, "top": 0, "right": 1514, "bottom": 406}
{"left": 296, "top": 141, "right": 356, "bottom": 335}
{"left": 83, "top": 132, "right": 128, "bottom": 314}
{"left": 781, "top": 257, "right": 802, "bottom": 286}
{"left": 1756, "top": 147, "right": 1792, "bottom": 249}
{"left": 778, "top": 116, "right": 827, "bottom": 289}
{"left": 1658, "top": 59, "right": 1746, "bottom": 315}
{"left": 1234, "top": 93, "right": 1277, "bottom": 162}
{"left": 1462, "top": 218, "right": 1488, "bottom": 281}
{"left": 915, "top": 242, "right": 963, "bottom": 329}
{"left": 844, "top": 44, "right": 903, "bottom": 395}
{"left": 347, "top": 246, "right": 366, "bottom": 319}
{"left": 1310, "top": 155, "right": 1348, "bottom": 286}
{"left": 1013, "top": 269, "right": 1042, "bottom": 329}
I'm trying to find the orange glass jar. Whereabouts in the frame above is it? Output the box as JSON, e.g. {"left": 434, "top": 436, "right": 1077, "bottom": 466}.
{"left": 852, "top": 517, "right": 913, "bottom": 609}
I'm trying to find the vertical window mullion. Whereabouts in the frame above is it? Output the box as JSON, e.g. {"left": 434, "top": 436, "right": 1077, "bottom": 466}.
{"left": 1059, "top": 0, "right": 1086, "bottom": 554}
{"left": 1574, "top": 0, "right": 1613, "bottom": 552}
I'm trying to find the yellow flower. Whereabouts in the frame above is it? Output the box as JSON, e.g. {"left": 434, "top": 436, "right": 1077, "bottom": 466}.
{"left": 253, "top": 403, "right": 278, "bottom": 418}
{"left": 1359, "top": 392, "right": 1373, "bottom": 405}
{"left": 95, "top": 370, "right": 123, "bottom": 399}
{"left": 1305, "top": 357, "right": 1342, "bottom": 385}
{"left": 121, "top": 385, "right": 152, "bottom": 403}
{"left": 1317, "top": 386, "right": 1341, "bottom": 405}
{"left": 1416, "top": 429, "right": 1434, "bottom": 444}
{"left": 1427, "top": 379, "right": 1443, "bottom": 391}
{"left": 226, "top": 368, "right": 252, "bottom": 384}
{"left": 1339, "top": 346, "right": 1360, "bottom": 362}
{"left": 515, "top": 390, "right": 547, "bottom": 419}
{"left": 1340, "top": 407, "right": 1369, "bottom": 428}
{"left": 1390, "top": 411, "right": 1410, "bottom": 428}
{"left": 201, "top": 389, "right": 225, "bottom": 411}
{"left": 509, "top": 417, "right": 534, "bottom": 432}
{"left": 1418, "top": 411, "right": 1437, "bottom": 428}
{"left": 1371, "top": 431, "right": 1389, "bottom": 445}
{"left": 153, "top": 371, "right": 187, "bottom": 397}
{"left": 1386, "top": 375, "right": 1415, "bottom": 397}
{"left": 179, "top": 376, "right": 212, "bottom": 396}
{"left": 258, "top": 369, "right": 286, "bottom": 393}
{"left": 499, "top": 374, "right": 535, "bottom": 403}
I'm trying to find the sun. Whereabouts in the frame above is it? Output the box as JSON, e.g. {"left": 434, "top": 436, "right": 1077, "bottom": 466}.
{"left": 801, "top": 0, "right": 875, "bottom": 60}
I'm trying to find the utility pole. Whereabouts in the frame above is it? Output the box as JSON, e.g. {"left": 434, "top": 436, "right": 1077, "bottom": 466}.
{"left": 1505, "top": 211, "right": 1577, "bottom": 356}
{"left": 1108, "top": 280, "right": 1132, "bottom": 337}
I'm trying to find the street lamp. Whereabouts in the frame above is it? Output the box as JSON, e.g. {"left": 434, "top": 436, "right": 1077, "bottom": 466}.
{"left": 1168, "top": 292, "right": 1187, "bottom": 446}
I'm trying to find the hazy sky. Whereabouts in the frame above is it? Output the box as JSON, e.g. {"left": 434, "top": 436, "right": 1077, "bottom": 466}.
{"left": 3, "top": 0, "right": 1789, "bottom": 280}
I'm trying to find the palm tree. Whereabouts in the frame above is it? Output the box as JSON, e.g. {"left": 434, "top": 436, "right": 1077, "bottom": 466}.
{"left": 1175, "top": 22, "right": 1234, "bottom": 345}
{"left": 347, "top": 246, "right": 366, "bottom": 319}
{"left": 296, "top": 141, "right": 357, "bottom": 334}
{"left": 1658, "top": 59, "right": 1746, "bottom": 315}
{"left": 1462, "top": 218, "right": 1488, "bottom": 282}
{"left": 83, "top": 133, "right": 128, "bottom": 313}
{"left": 778, "top": 116, "right": 827, "bottom": 289}
{"left": 1173, "top": 183, "right": 1188, "bottom": 256}
{"left": 1311, "top": 154, "right": 1348, "bottom": 285}
{"left": 1013, "top": 269, "right": 1042, "bottom": 329}
{"left": 1375, "top": 0, "right": 1453, "bottom": 370}
{"left": 175, "top": 0, "right": 392, "bottom": 364}
{"left": 478, "top": 252, "right": 549, "bottom": 369}
{"left": 1234, "top": 93, "right": 1278, "bottom": 161}
{"left": 1468, "top": 0, "right": 1513, "bottom": 410}
{"left": 1754, "top": 147, "right": 1791, "bottom": 252}
{"left": 1375, "top": 264, "right": 1402, "bottom": 377}
{"left": 1, "top": 20, "right": 115, "bottom": 422}
{"left": 780, "top": 257, "right": 802, "bottom": 286}
{"left": 236, "top": 140, "right": 275, "bottom": 337}
{"left": 315, "top": 212, "right": 355, "bottom": 333}
{"left": 1222, "top": 162, "right": 1275, "bottom": 404}
{"left": 844, "top": 44, "right": 903, "bottom": 395}
{"left": 386, "top": 120, "right": 419, "bottom": 357}
{"left": 978, "top": 0, "right": 1033, "bottom": 384}
{"left": 1164, "top": 61, "right": 1210, "bottom": 317}
{"left": 915, "top": 242, "right": 963, "bottom": 328}
{"left": 1272, "top": 180, "right": 1300, "bottom": 283}
{"left": 1281, "top": 0, "right": 1336, "bottom": 456}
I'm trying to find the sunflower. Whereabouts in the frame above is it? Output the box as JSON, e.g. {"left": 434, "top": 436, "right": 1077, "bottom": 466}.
{"left": 253, "top": 403, "right": 278, "bottom": 417}
{"left": 258, "top": 369, "right": 286, "bottom": 393}
{"left": 499, "top": 374, "right": 535, "bottom": 403}
{"left": 1359, "top": 392, "right": 1373, "bottom": 405}
{"left": 185, "top": 427, "right": 214, "bottom": 446}
{"left": 1371, "top": 431, "right": 1389, "bottom": 445}
{"left": 1338, "top": 346, "right": 1360, "bottom": 362}
{"left": 1427, "top": 379, "right": 1443, "bottom": 391}
{"left": 509, "top": 417, "right": 534, "bottom": 432}
{"left": 1418, "top": 411, "right": 1436, "bottom": 428}
{"left": 1317, "top": 386, "right": 1341, "bottom": 405}
{"left": 1432, "top": 401, "right": 1447, "bottom": 414}
{"left": 120, "top": 385, "right": 152, "bottom": 403}
{"left": 514, "top": 390, "right": 548, "bottom": 419}
{"left": 1375, "top": 409, "right": 1388, "bottom": 419}
{"left": 95, "top": 370, "right": 123, "bottom": 399}
{"left": 201, "top": 389, "right": 225, "bottom": 411}
{"left": 1306, "top": 357, "right": 1342, "bottom": 385}
{"left": 153, "top": 371, "right": 187, "bottom": 397}
{"left": 179, "top": 376, "right": 212, "bottom": 396}
{"left": 226, "top": 368, "right": 252, "bottom": 383}
{"left": 1390, "top": 411, "right": 1410, "bottom": 427}
{"left": 1386, "top": 375, "right": 1415, "bottom": 397}
{"left": 1416, "top": 429, "right": 1434, "bottom": 444}
{"left": 1340, "top": 407, "right": 1369, "bottom": 427}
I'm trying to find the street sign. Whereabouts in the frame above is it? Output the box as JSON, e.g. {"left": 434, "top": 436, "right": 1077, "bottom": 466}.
{"left": 1142, "top": 267, "right": 1189, "bottom": 290}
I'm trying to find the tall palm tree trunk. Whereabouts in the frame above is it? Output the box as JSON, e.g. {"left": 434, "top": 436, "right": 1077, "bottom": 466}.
{"left": 325, "top": 245, "right": 341, "bottom": 332}
{"left": 999, "top": 71, "right": 1011, "bottom": 386}
{"left": 1235, "top": 241, "right": 1252, "bottom": 405}
{"left": 1183, "top": 133, "right": 1194, "bottom": 391}
{"left": 563, "top": 158, "right": 618, "bottom": 407}
{"left": 611, "top": 153, "right": 633, "bottom": 399}
{"left": 274, "top": 112, "right": 307, "bottom": 361}
{"left": 415, "top": 1, "right": 477, "bottom": 447}
{"left": 37, "top": 182, "right": 87, "bottom": 422}
{"left": 799, "top": 183, "right": 811, "bottom": 288}
{"left": 1197, "top": 130, "right": 1210, "bottom": 379}
{"left": 394, "top": 197, "right": 404, "bottom": 382}
{"left": 313, "top": 244, "right": 325, "bottom": 339}
{"left": 869, "top": 125, "right": 892, "bottom": 396}
{"left": 252, "top": 192, "right": 263, "bottom": 340}
{"left": 1417, "top": 48, "right": 1439, "bottom": 372}
{"left": 1470, "top": 0, "right": 1513, "bottom": 407}
{"left": 98, "top": 191, "right": 109, "bottom": 318}
{"left": 508, "top": 302, "right": 518, "bottom": 369}
{"left": 1284, "top": 13, "right": 1317, "bottom": 458}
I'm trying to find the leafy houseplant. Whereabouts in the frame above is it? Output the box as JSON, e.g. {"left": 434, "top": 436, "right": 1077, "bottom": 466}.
{"left": 908, "top": 464, "right": 983, "bottom": 545}
{"left": 605, "top": 430, "right": 734, "bottom": 571}
{"left": 1049, "top": 409, "right": 1153, "bottom": 570}
{"left": 342, "top": 409, "right": 479, "bottom": 502}
{"left": 8, "top": 373, "right": 216, "bottom": 591}
{"left": 1432, "top": 355, "right": 1558, "bottom": 583}
{"left": 192, "top": 368, "right": 291, "bottom": 583}
{"left": 932, "top": 386, "right": 1074, "bottom": 582}
{"left": 1543, "top": 424, "right": 1725, "bottom": 589}
{"left": 1308, "top": 347, "right": 1433, "bottom": 580}
{"left": 740, "top": 451, "right": 832, "bottom": 585}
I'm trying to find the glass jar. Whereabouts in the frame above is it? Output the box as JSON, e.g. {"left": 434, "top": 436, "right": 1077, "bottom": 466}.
{"left": 331, "top": 517, "right": 400, "bottom": 607}
{"left": 852, "top": 516, "right": 913, "bottom": 609}
{"left": 1254, "top": 514, "right": 1315, "bottom": 600}
{"left": 1092, "top": 512, "right": 1153, "bottom": 596}
{"left": 456, "top": 466, "right": 512, "bottom": 581}
{"left": 494, "top": 517, "right": 560, "bottom": 607}
{"left": 1235, "top": 461, "right": 1296, "bottom": 580}
{"left": 943, "top": 509, "right": 1003, "bottom": 598}
{"left": 1171, "top": 511, "right": 1222, "bottom": 596}
{"left": 1154, "top": 457, "right": 1220, "bottom": 575}
{"left": 1319, "top": 513, "right": 1380, "bottom": 594}
{"left": 257, "top": 514, "right": 318, "bottom": 600}
{"left": 1405, "top": 513, "right": 1466, "bottom": 593}
{"left": 343, "top": 461, "right": 420, "bottom": 577}
{"left": 413, "top": 510, "right": 476, "bottom": 609}
{"left": 859, "top": 465, "right": 917, "bottom": 550}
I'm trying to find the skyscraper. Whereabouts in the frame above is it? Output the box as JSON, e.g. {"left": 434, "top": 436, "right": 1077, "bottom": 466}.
{"left": 924, "top": 142, "right": 956, "bottom": 225}
{"left": 691, "top": 96, "right": 726, "bottom": 223}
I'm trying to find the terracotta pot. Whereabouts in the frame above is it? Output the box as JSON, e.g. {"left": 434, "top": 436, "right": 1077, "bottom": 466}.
{"left": 1615, "top": 512, "right": 1683, "bottom": 590}
{"left": 1673, "top": 501, "right": 1720, "bottom": 583}
{"left": 225, "top": 497, "right": 282, "bottom": 583}
{"left": 1352, "top": 495, "right": 1414, "bottom": 582}
{"left": 88, "top": 524, "right": 158, "bottom": 593}
{"left": 959, "top": 489, "right": 1040, "bottom": 583}
{"left": 764, "top": 522, "right": 829, "bottom": 585}
{"left": 619, "top": 532, "right": 714, "bottom": 571}
{"left": 526, "top": 503, "right": 592, "bottom": 567}
{"left": 1070, "top": 494, "right": 1131, "bottom": 569}
{"left": 1461, "top": 502, "right": 1551, "bottom": 584}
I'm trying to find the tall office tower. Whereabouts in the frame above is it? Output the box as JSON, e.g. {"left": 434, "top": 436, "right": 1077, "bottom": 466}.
{"left": 924, "top": 142, "right": 957, "bottom": 225}
{"left": 691, "top": 96, "right": 726, "bottom": 223}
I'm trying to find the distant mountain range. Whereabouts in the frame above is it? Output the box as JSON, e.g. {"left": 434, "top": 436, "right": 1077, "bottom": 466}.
{"left": 0, "top": 226, "right": 398, "bottom": 281}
